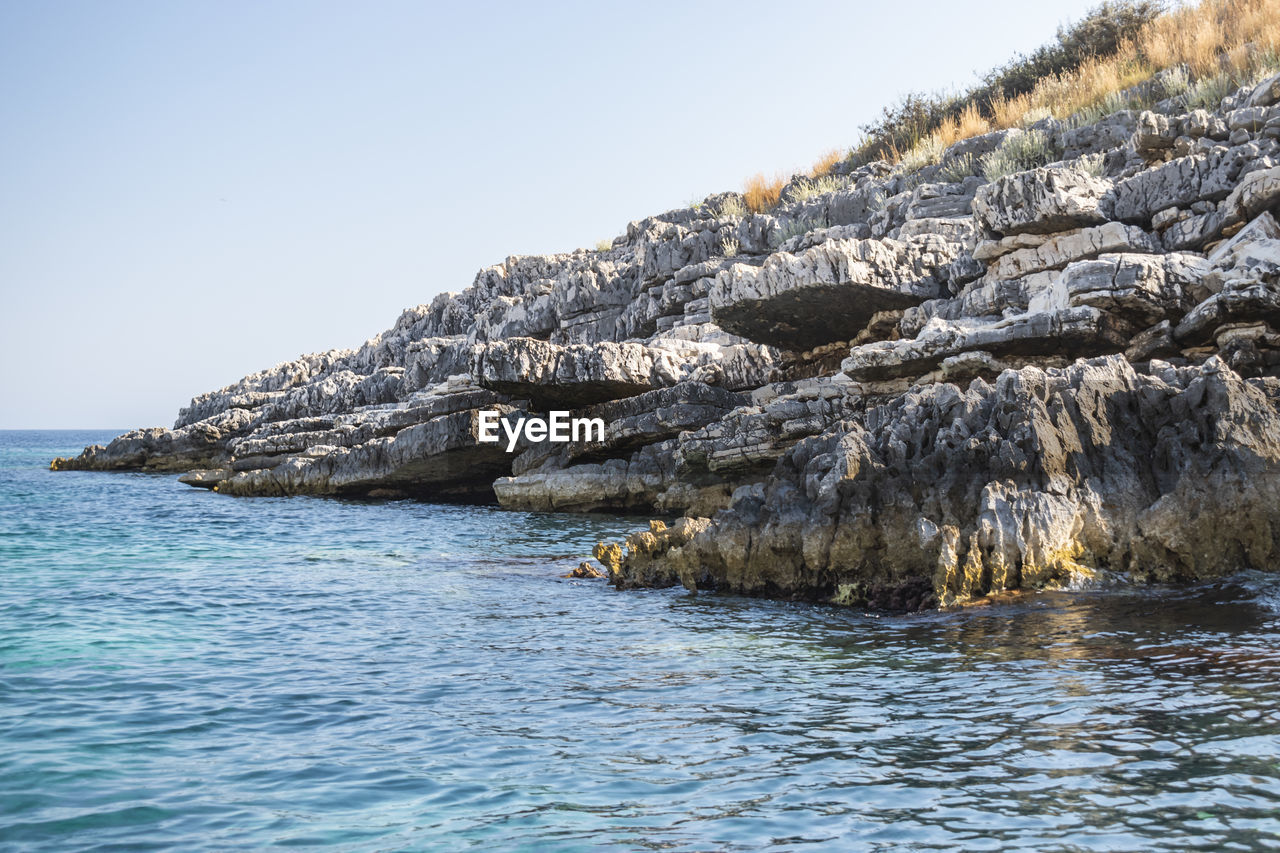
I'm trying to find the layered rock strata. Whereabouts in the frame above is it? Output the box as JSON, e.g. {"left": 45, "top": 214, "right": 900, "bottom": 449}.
{"left": 55, "top": 71, "right": 1280, "bottom": 607}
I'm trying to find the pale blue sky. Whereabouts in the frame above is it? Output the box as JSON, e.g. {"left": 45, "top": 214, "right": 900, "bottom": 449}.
{"left": 0, "top": 0, "right": 1105, "bottom": 428}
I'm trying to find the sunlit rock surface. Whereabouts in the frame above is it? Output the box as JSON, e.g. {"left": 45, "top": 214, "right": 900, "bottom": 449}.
{"left": 56, "top": 78, "right": 1280, "bottom": 607}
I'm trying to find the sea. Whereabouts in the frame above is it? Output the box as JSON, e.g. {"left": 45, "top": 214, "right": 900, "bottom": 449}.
{"left": 3, "top": 429, "right": 1280, "bottom": 851}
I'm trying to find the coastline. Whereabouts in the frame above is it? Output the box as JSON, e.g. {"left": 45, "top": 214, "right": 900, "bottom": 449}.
{"left": 52, "top": 72, "right": 1280, "bottom": 611}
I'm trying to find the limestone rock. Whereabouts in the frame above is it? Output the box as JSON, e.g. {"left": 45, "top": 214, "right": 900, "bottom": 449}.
{"left": 217, "top": 407, "right": 524, "bottom": 500}
{"left": 474, "top": 338, "right": 678, "bottom": 407}
{"left": 1034, "top": 252, "right": 1210, "bottom": 325}
{"left": 494, "top": 438, "right": 745, "bottom": 516}
{"left": 842, "top": 307, "right": 1129, "bottom": 382}
{"left": 1248, "top": 72, "right": 1280, "bottom": 109}
{"left": 520, "top": 382, "right": 746, "bottom": 471}
{"left": 1059, "top": 111, "right": 1140, "bottom": 160}
{"left": 1221, "top": 166, "right": 1280, "bottom": 227}
{"left": 608, "top": 517, "right": 713, "bottom": 591}
{"left": 52, "top": 92, "right": 1280, "bottom": 610}
{"left": 176, "top": 468, "right": 233, "bottom": 490}
{"left": 676, "top": 377, "right": 855, "bottom": 474}
{"left": 1125, "top": 320, "right": 1179, "bottom": 362}
{"left": 1111, "top": 147, "right": 1252, "bottom": 224}
{"left": 709, "top": 236, "right": 960, "bottom": 350}
{"left": 564, "top": 562, "right": 606, "bottom": 579}
{"left": 614, "top": 357, "right": 1280, "bottom": 608}
{"left": 52, "top": 408, "right": 256, "bottom": 472}
{"left": 972, "top": 165, "right": 1113, "bottom": 237}
{"left": 1132, "top": 110, "right": 1179, "bottom": 159}
{"left": 902, "top": 178, "right": 983, "bottom": 221}
{"left": 175, "top": 351, "right": 351, "bottom": 428}
{"left": 981, "top": 222, "right": 1159, "bottom": 281}
{"left": 898, "top": 217, "right": 977, "bottom": 244}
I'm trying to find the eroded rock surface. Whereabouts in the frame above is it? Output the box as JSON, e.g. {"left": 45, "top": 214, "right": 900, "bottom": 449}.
{"left": 609, "top": 357, "right": 1280, "bottom": 609}
{"left": 709, "top": 235, "right": 962, "bottom": 349}
{"left": 56, "top": 80, "right": 1280, "bottom": 607}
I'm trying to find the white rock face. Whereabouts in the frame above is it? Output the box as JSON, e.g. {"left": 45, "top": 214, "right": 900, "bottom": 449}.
{"left": 708, "top": 235, "right": 963, "bottom": 350}
{"left": 474, "top": 338, "right": 680, "bottom": 408}
{"left": 972, "top": 165, "right": 1114, "bottom": 236}
{"left": 982, "top": 222, "right": 1159, "bottom": 281}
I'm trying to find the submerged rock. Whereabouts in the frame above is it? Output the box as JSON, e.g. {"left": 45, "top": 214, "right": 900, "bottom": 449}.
{"left": 177, "top": 468, "right": 232, "bottom": 490}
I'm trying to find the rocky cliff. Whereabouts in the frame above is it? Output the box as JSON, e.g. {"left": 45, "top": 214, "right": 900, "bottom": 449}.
{"left": 55, "top": 69, "right": 1280, "bottom": 608}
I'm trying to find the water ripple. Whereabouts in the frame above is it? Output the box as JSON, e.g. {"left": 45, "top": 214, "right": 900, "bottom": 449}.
{"left": 3, "top": 431, "right": 1280, "bottom": 850}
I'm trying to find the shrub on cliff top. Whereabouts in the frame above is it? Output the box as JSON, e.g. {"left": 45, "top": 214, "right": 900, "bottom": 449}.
{"left": 885, "top": 0, "right": 1280, "bottom": 173}
{"left": 980, "top": 129, "right": 1055, "bottom": 179}
{"left": 787, "top": 174, "right": 846, "bottom": 204}
{"left": 937, "top": 153, "right": 978, "bottom": 183}
{"left": 855, "top": 1, "right": 1163, "bottom": 163}
{"left": 715, "top": 196, "right": 747, "bottom": 219}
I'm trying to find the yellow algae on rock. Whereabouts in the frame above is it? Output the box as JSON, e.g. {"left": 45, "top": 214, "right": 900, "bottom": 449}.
{"left": 830, "top": 583, "right": 863, "bottom": 607}
{"left": 592, "top": 541, "right": 623, "bottom": 578}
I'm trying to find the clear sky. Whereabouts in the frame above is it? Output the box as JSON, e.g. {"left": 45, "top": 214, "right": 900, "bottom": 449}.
{"left": 0, "top": 0, "right": 1107, "bottom": 429}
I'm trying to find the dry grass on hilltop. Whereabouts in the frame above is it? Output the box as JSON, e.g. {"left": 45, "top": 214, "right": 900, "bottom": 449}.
{"left": 892, "top": 0, "right": 1280, "bottom": 169}
{"left": 810, "top": 149, "right": 844, "bottom": 178}
{"left": 732, "top": 0, "right": 1280, "bottom": 212}
{"left": 743, "top": 173, "right": 786, "bottom": 214}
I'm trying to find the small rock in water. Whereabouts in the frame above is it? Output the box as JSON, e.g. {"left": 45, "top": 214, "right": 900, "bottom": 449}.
{"left": 564, "top": 562, "right": 606, "bottom": 579}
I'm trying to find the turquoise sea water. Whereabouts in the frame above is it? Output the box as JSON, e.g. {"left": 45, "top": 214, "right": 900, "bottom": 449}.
{"left": 3, "top": 430, "right": 1280, "bottom": 850}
